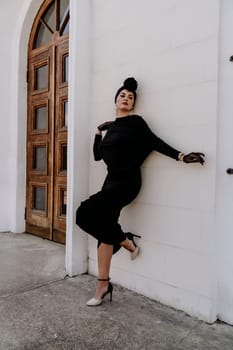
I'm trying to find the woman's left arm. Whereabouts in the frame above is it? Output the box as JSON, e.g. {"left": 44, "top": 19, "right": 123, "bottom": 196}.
{"left": 151, "top": 133, "right": 181, "bottom": 160}
{"left": 141, "top": 118, "right": 205, "bottom": 165}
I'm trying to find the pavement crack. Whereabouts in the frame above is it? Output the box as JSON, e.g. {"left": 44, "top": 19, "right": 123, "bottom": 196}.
{"left": 0, "top": 277, "right": 67, "bottom": 300}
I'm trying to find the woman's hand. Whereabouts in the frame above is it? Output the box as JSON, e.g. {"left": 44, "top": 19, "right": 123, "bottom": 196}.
{"left": 183, "top": 152, "right": 205, "bottom": 165}
{"left": 97, "top": 121, "right": 113, "bottom": 132}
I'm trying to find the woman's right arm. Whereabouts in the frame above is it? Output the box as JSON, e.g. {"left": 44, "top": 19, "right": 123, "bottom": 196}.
{"left": 93, "top": 131, "right": 102, "bottom": 161}
{"left": 93, "top": 121, "right": 113, "bottom": 161}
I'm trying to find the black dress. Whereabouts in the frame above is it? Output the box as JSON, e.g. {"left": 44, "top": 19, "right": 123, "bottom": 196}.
{"left": 76, "top": 115, "right": 180, "bottom": 253}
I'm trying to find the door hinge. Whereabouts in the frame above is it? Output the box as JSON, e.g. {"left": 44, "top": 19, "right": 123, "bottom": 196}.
{"left": 26, "top": 69, "right": 29, "bottom": 83}
{"left": 24, "top": 207, "right": 27, "bottom": 220}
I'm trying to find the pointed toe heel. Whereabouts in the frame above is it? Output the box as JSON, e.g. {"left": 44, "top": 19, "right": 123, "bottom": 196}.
{"left": 86, "top": 297, "right": 103, "bottom": 306}
{"left": 130, "top": 246, "right": 140, "bottom": 260}
{"left": 126, "top": 232, "right": 141, "bottom": 260}
{"left": 86, "top": 278, "right": 113, "bottom": 307}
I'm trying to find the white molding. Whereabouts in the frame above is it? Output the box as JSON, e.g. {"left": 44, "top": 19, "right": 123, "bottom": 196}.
{"left": 10, "top": 0, "right": 44, "bottom": 233}
{"left": 65, "top": 0, "right": 91, "bottom": 276}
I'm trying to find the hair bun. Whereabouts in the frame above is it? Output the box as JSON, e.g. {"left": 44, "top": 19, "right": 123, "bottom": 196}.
{"left": 123, "top": 77, "right": 138, "bottom": 92}
{"left": 114, "top": 77, "right": 138, "bottom": 103}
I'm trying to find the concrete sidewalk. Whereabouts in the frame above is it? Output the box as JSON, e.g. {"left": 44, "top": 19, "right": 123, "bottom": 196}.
{"left": 0, "top": 232, "right": 232, "bottom": 350}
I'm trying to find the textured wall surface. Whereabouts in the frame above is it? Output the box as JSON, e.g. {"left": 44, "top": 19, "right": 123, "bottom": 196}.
{"left": 0, "top": 0, "right": 226, "bottom": 324}
{"left": 0, "top": 1, "right": 23, "bottom": 230}
{"left": 216, "top": 0, "right": 233, "bottom": 325}
{"left": 88, "top": 0, "right": 219, "bottom": 322}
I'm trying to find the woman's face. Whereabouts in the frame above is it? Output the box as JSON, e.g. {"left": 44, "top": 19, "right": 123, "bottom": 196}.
{"left": 115, "top": 89, "right": 135, "bottom": 113}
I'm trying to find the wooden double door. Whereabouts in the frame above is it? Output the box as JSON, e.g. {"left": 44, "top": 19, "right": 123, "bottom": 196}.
{"left": 26, "top": 0, "right": 69, "bottom": 244}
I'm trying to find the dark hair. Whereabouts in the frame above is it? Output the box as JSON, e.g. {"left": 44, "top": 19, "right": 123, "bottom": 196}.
{"left": 114, "top": 77, "right": 138, "bottom": 104}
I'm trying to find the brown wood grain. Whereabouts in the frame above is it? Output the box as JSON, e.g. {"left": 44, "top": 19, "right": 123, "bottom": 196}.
{"left": 26, "top": 0, "right": 69, "bottom": 244}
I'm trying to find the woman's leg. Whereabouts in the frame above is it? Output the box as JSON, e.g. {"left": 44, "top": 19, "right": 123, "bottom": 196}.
{"left": 120, "top": 238, "right": 136, "bottom": 252}
{"left": 94, "top": 243, "right": 113, "bottom": 300}
{"left": 120, "top": 235, "right": 140, "bottom": 260}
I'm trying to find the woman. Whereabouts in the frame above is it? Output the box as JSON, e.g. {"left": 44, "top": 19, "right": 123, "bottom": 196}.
{"left": 76, "top": 77, "right": 205, "bottom": 306}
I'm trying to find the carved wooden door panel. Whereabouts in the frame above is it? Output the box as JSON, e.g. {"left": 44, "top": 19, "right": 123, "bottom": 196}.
{"left": 26, "top": 47, "right": 53, "bottom": 240}
{"left": 26, "top": 0, "right": 69, "bottom": 244}
{"left": 53, "top": 41, "right": 68, "bottom": 243}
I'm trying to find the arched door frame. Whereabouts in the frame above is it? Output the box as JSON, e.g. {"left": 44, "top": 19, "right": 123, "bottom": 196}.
{"left": 26, "top": 0, "right": 69, "bottom": 243}
{"left": 10, "top": 0, "right": 44, "bottom": 234}
{"left": 11, "top": 0, "right": 91, "bottom": 275}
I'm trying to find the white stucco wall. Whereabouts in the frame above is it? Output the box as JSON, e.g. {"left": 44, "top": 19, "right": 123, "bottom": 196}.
{"left": 216, "top": 0, "right": 233, "bottom": 325}
{"left": 88, "top": 0, "right": 219, "bottom": 322}
{"left": 0, "top": 1, "right": 23, "bottom": 231}
{"left": 3, "top": 0, "right": 233, "bottom": 325}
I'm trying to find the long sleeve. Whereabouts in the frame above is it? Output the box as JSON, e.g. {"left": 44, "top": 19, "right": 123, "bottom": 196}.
{"left": 93, "top": 134, "right": 102, "bottom": 161}
{"left": 149, "top": 133, "right": 180, "bottom": 160}
{"left": 93, "top": 115, "right": 181, "bottom": 172}
{"left": 139, "top": 117, "right": 180, "bottom": 160}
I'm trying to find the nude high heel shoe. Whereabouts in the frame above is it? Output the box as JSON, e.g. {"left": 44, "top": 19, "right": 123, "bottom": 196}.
{"left": 126, "top": 232, "right": 141, "bottom": 260}
{"left": 86, "top": 278, "right": 113, "bottom": 306}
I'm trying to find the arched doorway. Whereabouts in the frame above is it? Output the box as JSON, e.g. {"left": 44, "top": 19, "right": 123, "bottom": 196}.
{"left": 26, "top": 0, "right": 69, "bottom": 244}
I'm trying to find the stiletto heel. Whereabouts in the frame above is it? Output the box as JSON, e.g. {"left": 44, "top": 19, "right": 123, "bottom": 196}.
{"left": 109, "top": 283, "right": 113, "bottom": 302}
{"left": 126, "top": 232, "right": 141, "bottom": 260}
{"left": 86, "top": 278, "right": 113, "bottom": 306}
{"left": 126, "top": 232, "right": 141, "bottom": 239}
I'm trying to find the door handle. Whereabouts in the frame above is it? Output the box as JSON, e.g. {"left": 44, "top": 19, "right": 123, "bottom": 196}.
{"left": 226, "top": 168, "right": 233, "bottom": 175}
